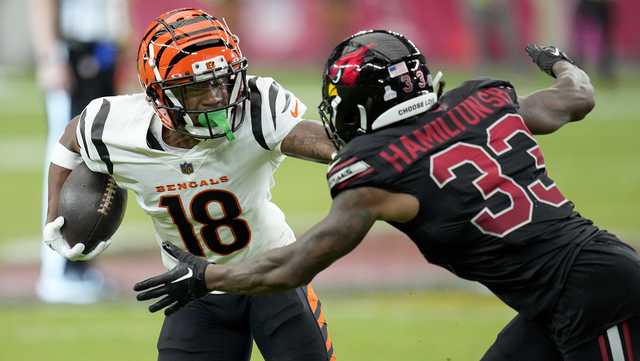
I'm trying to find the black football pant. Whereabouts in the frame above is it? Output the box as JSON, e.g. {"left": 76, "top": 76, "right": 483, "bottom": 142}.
{"left": 157, "top": 285, "right": 335, "bottom": 361}
{"left": 481, "top": 232, "right": 640, "bottom": 361}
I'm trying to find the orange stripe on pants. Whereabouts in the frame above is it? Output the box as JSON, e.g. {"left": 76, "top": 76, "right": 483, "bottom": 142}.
{"left": 307, "top": 285, "right": 336, "bottom": 360}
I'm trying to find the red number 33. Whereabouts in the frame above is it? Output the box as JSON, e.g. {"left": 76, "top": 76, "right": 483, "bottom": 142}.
{"left": 430, "top": 114, "right": 567, "bottom": 237}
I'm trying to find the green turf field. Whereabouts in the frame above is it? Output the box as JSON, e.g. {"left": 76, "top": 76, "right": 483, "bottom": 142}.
{"left": 1, "top": 291, "right": 515, "bottom": 361}
{"left": 1, "top": 67, "right": 639, "bottom": 251}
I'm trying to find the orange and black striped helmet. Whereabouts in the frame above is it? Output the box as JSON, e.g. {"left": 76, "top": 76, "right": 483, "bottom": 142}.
{"left": 137, "top": 8, "right": 248, "bottom": 140}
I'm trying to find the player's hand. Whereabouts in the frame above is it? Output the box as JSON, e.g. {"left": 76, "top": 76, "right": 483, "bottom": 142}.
{"left": 525, "top": 44, "right": 576, "bottom": 78}
{"left": 43, "top": 216, "right": 110, "bottom": 261}
{"left": 134, "top": 241, "right": 212, "bottom": 315}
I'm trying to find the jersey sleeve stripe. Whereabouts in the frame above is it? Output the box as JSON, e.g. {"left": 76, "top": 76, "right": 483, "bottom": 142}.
{"left": 327, "top": 156, "right": 359, "bottom": 176}
{"left": 247, "top": 77, "right": 270, "bottom": 151}
{"left": 268, "top": 81, "right": 280, "bottom": 130}
{"left": 281, "top": 92, "right": 292, "bottom": 113}
{"left": 334, "top": 167, "right": 375, "bottom": 191}
{"left": 78, "top": 108, "right": 91, "bottom": 161}
{"left": 146, "top": 126, "right": 164, "bottom": 151}
{"left": 90, "top": 99, "right": 114, "bottom": 174}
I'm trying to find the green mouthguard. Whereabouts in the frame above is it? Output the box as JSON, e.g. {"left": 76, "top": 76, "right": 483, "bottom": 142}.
{"left": 197, "top": 110, "right": 235, "bottom": 141}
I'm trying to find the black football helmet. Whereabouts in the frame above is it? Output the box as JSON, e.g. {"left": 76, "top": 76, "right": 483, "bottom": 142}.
{"left": 319, "top": 30, "right": 443, "bottom": 149}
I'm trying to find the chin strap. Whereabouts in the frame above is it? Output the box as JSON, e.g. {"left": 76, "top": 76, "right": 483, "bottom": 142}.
{"left": 431, "top": 71, "right": 445, "bottom": 98}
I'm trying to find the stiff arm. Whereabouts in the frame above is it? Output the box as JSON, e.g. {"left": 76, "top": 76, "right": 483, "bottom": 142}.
{"left": 280, "top": 120, "right": 336, "bottom": 164}
{"left": 202, "top": 187, "right": 418, "bottom": 294}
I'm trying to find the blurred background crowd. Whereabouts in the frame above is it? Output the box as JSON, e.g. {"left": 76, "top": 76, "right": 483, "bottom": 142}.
{"left": 2, "top": 0, "right": 639, "bottom": 83}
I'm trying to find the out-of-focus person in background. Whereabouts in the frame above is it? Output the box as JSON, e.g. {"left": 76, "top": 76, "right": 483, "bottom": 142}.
{"left": 29, "top": 0, "right": 129, "bottom": 304}
{"left": 322, "top": 0, "right": 354, "bottom": 47}
{"left": 572, "top": 0, "right": 616, "bottom": 83}
{"left": 467, "top": 0, "right": 522, "bottom": 70}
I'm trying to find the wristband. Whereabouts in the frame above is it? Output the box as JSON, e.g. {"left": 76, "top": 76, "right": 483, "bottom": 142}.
{"left": 51, "top": 142, "right": 82, "bottom": 169}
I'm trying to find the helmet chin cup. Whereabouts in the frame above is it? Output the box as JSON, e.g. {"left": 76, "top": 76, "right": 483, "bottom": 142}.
{"left": 432, "top": 71, "right": 446, "bottom": 98}
{"left": 196, "top": 110, "right": 235, "bottom": 141}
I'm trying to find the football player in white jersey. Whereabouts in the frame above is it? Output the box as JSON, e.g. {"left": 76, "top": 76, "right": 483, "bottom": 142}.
{"left": 43, "top": 8, "right": 337, "bottom": 361}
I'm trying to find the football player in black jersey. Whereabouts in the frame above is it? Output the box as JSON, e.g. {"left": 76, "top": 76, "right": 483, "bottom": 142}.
{"left": 134, "top": 30, "right": 640, "bottom": 361}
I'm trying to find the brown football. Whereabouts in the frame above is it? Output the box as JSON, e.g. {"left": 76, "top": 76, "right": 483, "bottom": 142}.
{"left": 57, "top": 163, "right": 127, "bottom": 254}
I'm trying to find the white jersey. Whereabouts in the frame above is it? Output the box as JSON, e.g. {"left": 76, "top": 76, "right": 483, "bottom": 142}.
{"left": 76, "top": 76, "right": 307, "bottom": 270}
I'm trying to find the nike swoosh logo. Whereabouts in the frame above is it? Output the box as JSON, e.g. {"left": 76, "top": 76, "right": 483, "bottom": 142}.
{"left": 172, "top": 267, "right": 193, "bottom": 283}
{"left": 290, "top": 100, "right": 300, "bottom": 118}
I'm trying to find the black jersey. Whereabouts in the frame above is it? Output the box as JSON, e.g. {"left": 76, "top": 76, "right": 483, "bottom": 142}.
{"left": 327, "top": 79, "right": 600, "bottom": 317}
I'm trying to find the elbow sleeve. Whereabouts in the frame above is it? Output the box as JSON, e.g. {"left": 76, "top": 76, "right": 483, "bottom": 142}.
{"left": 51, "top": 142, "right": 83, "bottom": 169}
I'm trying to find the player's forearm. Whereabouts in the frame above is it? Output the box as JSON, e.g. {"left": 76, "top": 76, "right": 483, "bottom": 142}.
{"left": 47, "top": 118, "right": 82, "bottom": 222}
{"left": 205, "top": 209, "right": 372, "bottom": 294}
{"left": 519, "top": 61, "right": 595, "bottom": 134}
{"left": 46, "top": 164, "right": 72, "bottom": 222}
{"left": 205, "top": 241, "right": 318, "bottom": 294}
{"left": 551, "top": 61, "right": 595, "bottom": 122}
{"left": 204, "top": 220, "right": 349, "bottom": 294}
{"left": 280, "top": 120, "right": 336, "bottom": 164}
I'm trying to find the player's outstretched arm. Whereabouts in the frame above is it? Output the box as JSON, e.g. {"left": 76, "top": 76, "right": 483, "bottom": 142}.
{"left": 135, "top": 188, "right": 377, "bottom": 304}
{"left": 519, "top": 45, "right": 595, "bottom": 134}
{"left": 134, "top": 187, "right": 418, "bottom": 311}
{"left": 205, "top": 188, "right": 379, "bottom": 294}
{"left": 204, "top": 187, "right": 417, "bottom": 294}
{"left": 280, "top": 120, "right": 337, "bottom": 164}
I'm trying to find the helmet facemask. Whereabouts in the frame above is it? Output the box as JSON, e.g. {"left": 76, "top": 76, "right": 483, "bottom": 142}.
{"left": 149, "top": 57, "right": 248, "bottom": 140}
{"left": 319, "top": 86, "right": 368, "bottom": 150}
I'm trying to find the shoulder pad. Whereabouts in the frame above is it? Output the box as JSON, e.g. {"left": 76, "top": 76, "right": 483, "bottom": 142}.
{"left": 466, "top": 78, "right": 515, "bottom": 91}
{"left": 441, "top": 78, "right": 518, "bottom": 107}
{"left": 326, "top": 134, "right": 398, "bottom": 197}
{"left": 76, "top": 93, "right": 153, "bottom": 175}
{"left": 246, "top": 75, "right": 307, "bottom": 151}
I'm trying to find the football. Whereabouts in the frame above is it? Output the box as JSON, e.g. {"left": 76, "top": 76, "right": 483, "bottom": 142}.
{"left": 57, "top": 163, "right": 127, "bottom": 254}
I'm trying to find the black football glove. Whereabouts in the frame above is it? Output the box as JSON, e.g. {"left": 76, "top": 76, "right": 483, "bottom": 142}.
{"left": 525, "top": 44, "right": 576, "bottom": 78}
{"left": 134, "top": 241, "right": 212, "bottom": 315}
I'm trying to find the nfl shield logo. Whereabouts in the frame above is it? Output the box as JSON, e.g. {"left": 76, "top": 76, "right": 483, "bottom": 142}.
{"left": 180, "top": 162, "right": 194, "bottom": 175}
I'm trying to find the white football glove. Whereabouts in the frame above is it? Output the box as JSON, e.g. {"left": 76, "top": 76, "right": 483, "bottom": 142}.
{"left": 43, "top": 216, "right": 111, "bottom": 261}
